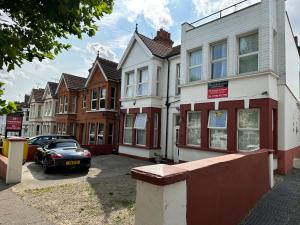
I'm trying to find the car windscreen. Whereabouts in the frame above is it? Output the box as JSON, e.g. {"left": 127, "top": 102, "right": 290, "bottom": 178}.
{"left": 52, "top": 142, "right": 78, "bottom": 148}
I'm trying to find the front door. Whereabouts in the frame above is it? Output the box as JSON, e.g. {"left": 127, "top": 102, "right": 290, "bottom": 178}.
{"left": 173, "top": 114, "right": 180, "bottom": 163}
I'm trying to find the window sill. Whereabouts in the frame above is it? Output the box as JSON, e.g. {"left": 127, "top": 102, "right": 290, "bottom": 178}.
{"left": 120, "top": 144, "right": 161, "bottom": 150}
{"left": 86, "top": 109, "right": 117, "bottom": 113}
{"left": 177, "top": 145, "right": 235, "bottom": 154}
{"left": 121, "top": 95, "right": 163, "bottom": 101}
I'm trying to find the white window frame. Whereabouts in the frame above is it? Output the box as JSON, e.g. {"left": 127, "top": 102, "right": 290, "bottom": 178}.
{"left": 208, "top": 110, "right": 228, "bottom": 150}
{"left": 110, "top": 87, "right": 116, "bottom": 109}
{"left": 64, "top": 96, "right": 68, "bottom": 113}
{"left": 211, "top": 41, "right": 227, "bottom": 79}
{"left": 237, "top": 108, "right": 260, "bottom": 152}
{"left": 137, "top": 68, "right": 149, "bottom": 96}
{"left": 124, "top": 114, "right": 133, "bottom": 144}
{"left": 91, "top": 89, "right": 97, "bottom": 110}
{"left": 156, "top": 67, "right": 161, "bottom": 96}
{"left": 175, "top": 63, "right": 181, "bottom": 96}
{"left": 48, "top": 101, "right": 52, "bottom": 116}
{"left": 71, "top": 96, "right": 77, "bottom": 113}
{"left": 82, "top": 94, "right": 86, "bottom": 109}
{"left": 186, "top": 112, "right": 201, "bottom": 146}
{"left": 153, "top": 113, "right": 159, "bottom": 148}
{"left": 89, "top": 123, "right": 95, "bottom": 145}
{"left": 238, "top": 32, "right": 259, "bottom": 74}
{"left": 189, "top": 49, "right": 203, "bottom": 82}
{"left": 99, "top": 87, "right": 106, "bottom": 110}
{"left": 135, "top": 113, "right": 147, "bottom": 146}
{"left": 125, "top": 71, "right": 134, "bottom": 98}
{"left": 96, "top": 123, "right": 104, "bottom": 144}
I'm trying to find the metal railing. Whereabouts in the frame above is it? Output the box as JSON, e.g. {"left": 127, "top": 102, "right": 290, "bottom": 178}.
{"left": 189, "top": 0, "right": 261, "bottom": 28}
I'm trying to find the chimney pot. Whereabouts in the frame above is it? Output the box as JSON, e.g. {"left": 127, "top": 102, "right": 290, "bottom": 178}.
{"left": 154, "top": 28, "right": 174, "bottom": 48}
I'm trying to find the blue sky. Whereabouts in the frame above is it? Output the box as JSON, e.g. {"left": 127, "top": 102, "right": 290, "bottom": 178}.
{"left": 1, "top": 0, "right": 300, "bottom": 102}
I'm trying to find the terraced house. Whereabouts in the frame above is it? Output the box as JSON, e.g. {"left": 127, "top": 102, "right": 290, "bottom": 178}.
{"left": 28, "top": 88, "right": 45, "bottom": 136}
{"left": 55, "top": 56, "right": 121, "bottom": 154}
{"left": 118, "top": 0, "right": 300, "bottom": 175}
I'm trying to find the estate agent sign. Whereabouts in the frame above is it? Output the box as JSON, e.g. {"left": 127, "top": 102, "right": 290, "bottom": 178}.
{"left": 208, "top": 81, "right": 228, "bottom": 99}
{"left": 5, "top": 113, "right": 23, "bottom": 137}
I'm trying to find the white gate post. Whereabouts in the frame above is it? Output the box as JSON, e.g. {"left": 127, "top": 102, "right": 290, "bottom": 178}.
{"left": 132, "top": 164, "right": 188, "bottom": 225}
{"left": 268, "top": 150, "right": 274, "bottom": 188}
{"left": 6, "top": 137, "right": 26, "bottom": 184}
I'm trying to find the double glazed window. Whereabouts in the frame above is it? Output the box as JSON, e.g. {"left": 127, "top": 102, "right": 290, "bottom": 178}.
{"left": 156, "top": 67, "right": 161, "bottom": 96}
{"left": 82, "top": 95, "right": 86, "bottom": 109}
{"left": 137, "top": 68, "right": 149, "bottom": 96}
{"left": 71, "top": 96, "right": 77, "bottom": 113}
{"left": 239, "top": 33, "right": 258, "bottom": 74}
{"left": 208, "top": 110, "right": 227, "bottom": 150}
{"left": 238, "top": 109, "right": 260, "bottom": 151}
{"left": 175, "top": 63, "right": 181, "bottom": 95}
{"left": 99, "top": 88, "right": 106, "bottom": 109}
{"left": 211, "top": 42, "right": 227, "bottom": 79}
{"left": 64, "top": 96, "right": 68, "bottom": 113}
{"left": 91, "top": 89, "right": 97, "bottom": 110}
{"left": 124, "top": 115, "right": 134, "bottom": 144}
{"left": 134, "top": 114, "right": 147, "bottom": 146}
{"left": 110, "top": 87, "right": 116, "bottom": 109}
{"left": 153, "top": 113, "right": 159, "bottom": 148}
{"left": 125, "top": 72, "right": 134, "bottom": 98}
{"left": 187, "top": 112, "right": 201, "bottom": 146}
{"left": 89, "top": 124, "right": 95, "bottom": 144}
{"left": 189, "top": 49, "right": 202, "bottom": 82}
{"left": 97, "top": 123, "right": 104, "bottom": 144}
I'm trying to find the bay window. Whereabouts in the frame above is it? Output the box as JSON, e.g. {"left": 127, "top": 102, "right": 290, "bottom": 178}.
{"left": 208, "top": 110, "right": 227, "bottom": 150}
{"left": 189, "top": 49, "right": 202, "bottom": 82}
{"left": 110, "top": 87, "right": 116, "bottom": 109}
{"left": 124, "top": 115, "right": 134, "bottom": 144}
{"left": 137, "top": 68, "right": 149, "bottom": 96}
{"left": 71, "top": 96, "right": 77, "bottom": 113}
{"left": 108, "top": 124, "right": 114, "bottom": 145}
{"left": 91, "top": 89, "right": 97, "bottom": 110}
{"left": 96, "top": 123, "right": 104, "bottom": 144}
{"left": 153, "top": 113, "right": 159, "bottom": 148}
{"left": 89, "top": 124, "right": 95, "bottom": 144}
{"left": 211, "top": 42, "right": 227, "bottom": 79}
{"left": 134, "top": 113, "right": 147, "bottom": 146}
{"left": 99, "top": 88, "right": 106, "bottom": 109}
{"left": 125, "top": 72, "right": 134, "bottom": 98}
{"left": 187, "top": 112, "right": 201, "bottom": 146}
{"left": 64, "top": 96, "right": 68, "bottom": 113}
{"left": 239, "top": 32, "right": 258, "bottom": 74}
{"left": 238, "top": 109, "right": 260, "bottom": 151}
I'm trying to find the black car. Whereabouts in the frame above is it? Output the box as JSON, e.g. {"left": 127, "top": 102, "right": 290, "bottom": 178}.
{"left": 35, "top": 139, "right": 91, "bottom": 173}
{"left": 29, "top": 135, "right": 77, "bottom": 146}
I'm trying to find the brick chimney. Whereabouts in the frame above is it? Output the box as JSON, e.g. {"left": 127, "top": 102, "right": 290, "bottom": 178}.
{"left": 154, "top": 29, "right": 174, "bottom": 48}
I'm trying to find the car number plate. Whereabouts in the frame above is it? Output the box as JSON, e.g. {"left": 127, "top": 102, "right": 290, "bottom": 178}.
{"left": 66, "top": 160, "right": 80, "bottom": 166}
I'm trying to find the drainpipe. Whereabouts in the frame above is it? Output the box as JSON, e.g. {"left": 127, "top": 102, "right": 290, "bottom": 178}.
{"left": 164, "top": 58, "right": 171, "bottom": 159}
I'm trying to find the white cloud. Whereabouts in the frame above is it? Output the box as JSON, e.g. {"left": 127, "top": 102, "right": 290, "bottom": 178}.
{"left": 86, "top": 43, "right": 118, "bottom": 62}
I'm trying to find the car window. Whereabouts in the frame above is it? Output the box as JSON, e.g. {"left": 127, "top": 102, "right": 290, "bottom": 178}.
{"left": 51, "top": 142, "right": 78, "bottom": 148}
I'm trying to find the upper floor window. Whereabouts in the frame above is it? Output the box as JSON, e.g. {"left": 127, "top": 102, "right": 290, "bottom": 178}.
{"left": 110, "top": 87, "right": 116, "bottom": 109}
{"left": 189, "top": 49, "right": 202, "bottom": 82}
{"left": 37, "top": 105, "right": 42, "bottom": 117}
{"left": 175, "top": 63, "right": 181, "bottom": 95}
{"left": 99, "top": 88, "right": 106, "bottom": 109}
{"left": 82, "top": 95, "right": 86, "bottom": 109}
{"left": 64, "top": 96, "right": 68, "bottom": 113}
{"left": 125, "top": 72, "right": 134, "bottom": 98}
{"left": 44, "top": 102, "right": 48, "bottom": 116}
{"left": 59, "top": 97, "right": 63, "bottom": 113}
{"left": 137, "top": 68, "right": 149, "bottom": 96}
{"left": 156, "top": 67, "right": 161, "bottom": 96}
{"left": 239, "top": 33, "right": 258, "bottom": 74}
{"left": 91, "top": 89, "right": 97, "bottom": 110}
{"left": 211, "top": 42, "right": 227, "bottom": 79}
{"left": 48, "top": 101, "right": 52, "bottom": 116}
{"left": 71, "top": 96, "right": 77, "bottom": 113}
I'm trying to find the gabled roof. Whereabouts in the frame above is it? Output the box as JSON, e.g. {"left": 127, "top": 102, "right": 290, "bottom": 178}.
{"left": 55, "top": 73, "right": 86, "bottom": 95}
{"left": 85, "top": 56, "right": 121, "bottom": 87}
{"left": 29, "top": 88, "right": 45, "bottom": 103}
{"left": 42, "top": 82, "right": 58, "bottom": 99}
{"left": 118, "top": 31, "right": 181, "bottom": 69}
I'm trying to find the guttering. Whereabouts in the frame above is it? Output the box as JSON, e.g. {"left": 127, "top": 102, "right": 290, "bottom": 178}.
{"left": 164, "top": 58, "right": 171, "bottom": 159}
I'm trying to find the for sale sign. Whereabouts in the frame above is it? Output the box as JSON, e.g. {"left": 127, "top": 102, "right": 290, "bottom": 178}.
{"left": 208, "top": 81, "right": 228, "bottom": 99}
{"left": 6, "top": 115, "right": 22, "bottom": 131}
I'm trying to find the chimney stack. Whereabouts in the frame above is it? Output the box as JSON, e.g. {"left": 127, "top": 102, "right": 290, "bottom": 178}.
{"left": 154, "top": 29, "right": 174, "bottom": 48}
{"left": 294, "top": 36, "right": 298, "bottom": 46}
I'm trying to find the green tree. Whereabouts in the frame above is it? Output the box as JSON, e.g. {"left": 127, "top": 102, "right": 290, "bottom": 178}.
{"left": 0, "top": 0, "right": 113, "bottom": 71}
{"left": 0, "top": 82, "right": 16, "bottom": 115}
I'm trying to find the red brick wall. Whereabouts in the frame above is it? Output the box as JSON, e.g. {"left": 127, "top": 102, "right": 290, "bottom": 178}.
{"left": 277, "top": 146, "right": 300, "bottom": 174}
{"left": 175, "top": 150, "right": 270, "bottom": 225}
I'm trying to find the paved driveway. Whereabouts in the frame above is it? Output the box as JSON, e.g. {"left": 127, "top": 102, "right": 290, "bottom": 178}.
{"left": 240, "top": 169, "right": 300, "bottom": 225}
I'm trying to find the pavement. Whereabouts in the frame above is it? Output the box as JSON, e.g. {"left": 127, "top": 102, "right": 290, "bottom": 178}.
{"left": 240, "top": 169, "right": 300, "bottom": 225}
{"left": 0, "top": 182, "right": 53, "bottom": 225}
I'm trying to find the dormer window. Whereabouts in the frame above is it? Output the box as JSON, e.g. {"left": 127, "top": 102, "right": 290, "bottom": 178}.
{"left": 189, "top": 49, "right": 202, "bottom": 82}
{"left": 137, "top": 68, "right": 149, "bottom": 96}
{"left": 125, "top": 71, "right": 134, "bottom": 98}
{"left": 239, "top": 32, "right": 258, "bottom": 74}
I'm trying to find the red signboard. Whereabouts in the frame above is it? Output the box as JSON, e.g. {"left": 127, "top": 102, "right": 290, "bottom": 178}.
{"left": 6, "top": 115, "right": 22, "bottom": 131}
{"left": 208, "top": 81, "right": 228, "bottom": 99}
